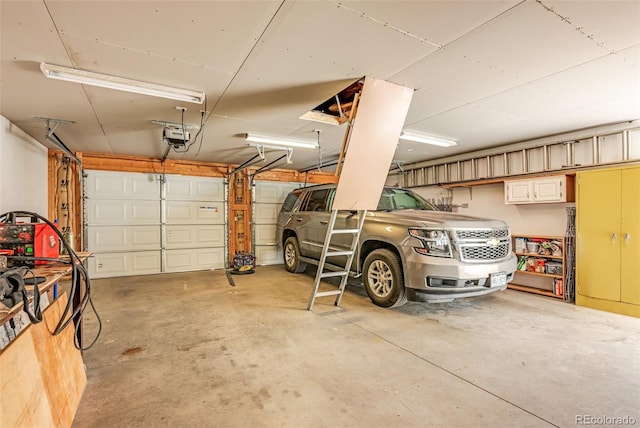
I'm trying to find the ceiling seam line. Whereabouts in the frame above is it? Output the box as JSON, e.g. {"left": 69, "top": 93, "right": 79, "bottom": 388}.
{"left": 404, "top": 44, "right": 638, "bottom": 126}
{"left": 51, "top": 35, "right": 227, "bottom": 73}
{"left": 330, "top": 1, "right": 441, "bottom": 48}
{"left": 388, "top": 0, "right": 528, "bottom": 82}
{"left": 41, "top": 0, "right": 115, "bottom": 153}
{"left": 200, "top": 0, "right": 288, "bottom": 128}
{"left": 535, "top": 0, "right": 614, "bottom": 53}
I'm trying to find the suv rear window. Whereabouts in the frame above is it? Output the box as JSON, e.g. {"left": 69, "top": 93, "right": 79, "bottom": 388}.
{"left": 300, "top": 189, "right": 331, "bottom": 212}
{"left": 281, "top": 191, "right": 301, "bottom": 213}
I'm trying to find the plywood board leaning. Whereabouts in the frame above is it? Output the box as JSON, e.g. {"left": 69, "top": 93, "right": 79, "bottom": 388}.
{"left": 0, "top": 329, "right": 54, "bottom": 427}
{"left": 332, "top": 77, "right": 413, "bottom": 211}
{"left": 0, "top": 292, "right": 87, "bottom": 427}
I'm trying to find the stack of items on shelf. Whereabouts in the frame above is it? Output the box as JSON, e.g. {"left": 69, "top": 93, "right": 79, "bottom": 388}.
{"left": 514, "top": 237, "right": 564, "bottom": 296}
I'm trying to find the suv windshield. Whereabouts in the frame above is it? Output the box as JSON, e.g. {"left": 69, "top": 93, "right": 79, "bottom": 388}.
{"left": 376, "top": 188, "right": 437, "bottom": 211}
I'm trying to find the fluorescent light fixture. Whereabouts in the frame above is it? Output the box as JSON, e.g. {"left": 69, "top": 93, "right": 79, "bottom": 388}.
{"left": 399, "top": 131, "right": 457, "bottom": 147}
{"left": 40, "top": 63, "right": 205, "bottom": 104}
{"left": 244, "top": 133, "right": 318, "bottom": 149}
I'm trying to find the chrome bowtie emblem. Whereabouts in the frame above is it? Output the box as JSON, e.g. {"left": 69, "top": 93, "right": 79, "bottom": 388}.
{"left": 487, "top": 238, "right": 500, "bottom": 247}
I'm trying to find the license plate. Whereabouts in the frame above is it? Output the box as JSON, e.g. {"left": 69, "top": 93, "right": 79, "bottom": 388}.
{"left": 490, "top": 272, "right": 507, "bottom": 287}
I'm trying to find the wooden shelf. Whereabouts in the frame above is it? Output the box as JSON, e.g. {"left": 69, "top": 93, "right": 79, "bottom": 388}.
{"left": 512, "top": 235, "right": 566, "bottom": 300}
{"left": 514, "top": 252, "right": 563, "bottom": 260}
{"left": 508, "top": 283, "right": 563, "bottom": 299}
{"left": 514, "top": 270, "right": 563, "bottom": 279}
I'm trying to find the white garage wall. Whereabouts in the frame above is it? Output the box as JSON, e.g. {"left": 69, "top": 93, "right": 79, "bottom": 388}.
{"left": 412, "top": 183, "right": 571, "bottom": 236}
{"left": 0, "top": 115, "right": 48, "bottom": 215}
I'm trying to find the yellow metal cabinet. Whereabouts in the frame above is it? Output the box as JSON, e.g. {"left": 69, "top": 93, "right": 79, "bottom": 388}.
{"left": 576, "top": 166, "right": 640, "bottom": 317}
{"left": 621, "top": 168, "right": 640, "bottom": 305}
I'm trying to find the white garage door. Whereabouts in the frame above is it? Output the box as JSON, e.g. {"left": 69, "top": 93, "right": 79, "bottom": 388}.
{"left": 85, "top": 171, "right": 226, "bottom": 278}
{"left": 253, "top": 181, "right": 302, "bottom": 265}
{"left": 164, "top": 174, "right": 225, "bottom": 273}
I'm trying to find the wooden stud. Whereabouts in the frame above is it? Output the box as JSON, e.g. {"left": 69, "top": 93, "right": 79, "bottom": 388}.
{"left": 336, "top": 91, "right": 360, "bottom": 177}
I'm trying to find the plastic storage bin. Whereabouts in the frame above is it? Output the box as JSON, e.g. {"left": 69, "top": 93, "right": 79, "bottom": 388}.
{"left": 545, "top": 262, "right": 562, "bottom": 275}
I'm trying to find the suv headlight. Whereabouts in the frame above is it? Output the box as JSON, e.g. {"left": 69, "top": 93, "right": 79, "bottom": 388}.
{"left": 409, "top": 228, "right": 452, "bottom": 258}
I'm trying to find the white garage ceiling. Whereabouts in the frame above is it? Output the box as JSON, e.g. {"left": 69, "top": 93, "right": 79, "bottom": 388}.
{"left": 1, "top": 0, "right": 638, "bottom": 171}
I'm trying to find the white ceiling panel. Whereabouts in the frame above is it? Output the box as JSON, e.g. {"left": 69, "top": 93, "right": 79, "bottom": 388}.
{"left": 216, "top": 1, "right": 440, "bottom": 112}
{"left": 337, "top": 1, "right": 522, "bottom": 48}
{"left": 544, "top": 0, "right": 640, "bottom": 51}
{"left": 399, "top": 0, "right": 610, "bottom": 125}
{"left": 46, "top": 1, "right": 281, "bottom": 76}
{"left": 1, "top": 0, "right": 638, "bottom": 170}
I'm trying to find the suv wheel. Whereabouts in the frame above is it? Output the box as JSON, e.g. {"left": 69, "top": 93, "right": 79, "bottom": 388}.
{"left": 284, "top": 236, "right": 306, "bottom": 273}
{"left": 363, "top": 249, "right": 407, "bottom": 308}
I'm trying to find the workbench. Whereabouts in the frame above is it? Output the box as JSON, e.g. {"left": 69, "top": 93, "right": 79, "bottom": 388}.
{"left": 0, "top": 252, "right": 91, "bottom": 428}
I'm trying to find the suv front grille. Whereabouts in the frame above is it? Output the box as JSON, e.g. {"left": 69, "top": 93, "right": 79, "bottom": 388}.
{"left": 453, "top": 227, "right": 511, "bottom": 262}
{"left": 460, "top": 244, "right": 510, "bottom": 261}
{"left": 455, "top": 228, "right": 509, "bottom": 240}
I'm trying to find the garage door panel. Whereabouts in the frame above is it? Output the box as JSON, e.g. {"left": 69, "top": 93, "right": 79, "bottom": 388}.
{"left": 85, "top": 171, "right": 227, "bottom": 278}
{"left": 255, "top": 246, "right": 282, "bottom": 266}
{"left": 88, "top": 251, "right": 161, "bottom": 278}
{"left": 88, "top": 200, "right": 160, "bottom": 225}
{"left": 254, "top": 182, "right": 280, "bottom": 203}
{"left": 132, "top": 204, "right": 162, "bottom": 222}
{"left": 166, "top": 201, "right": 224, "bottom": 224}
{"left": 253, "top": 181, "right": 302, "bottom": 267}
{"left": 88, "top": 225, "right": 160, "bottom": 252}
{"left": 255, "top": 224, "right": 277, "bottom": 246}
{"left": 165, "top": 225, "right": 225, "bottom": 249}
{"left": 86, "top": 171, "right": 159, "bottom": 200}
{"left": 255, "top": 182, "right": 301, "bottom": 203}
{"left": 254, "top": 203, "right": 279, "bottom": 224}
{"left": 165, "top": 248, "right": 224, "bottom": 272}
{"left": 165, "top": 176, "right": 224, "bottom": 201}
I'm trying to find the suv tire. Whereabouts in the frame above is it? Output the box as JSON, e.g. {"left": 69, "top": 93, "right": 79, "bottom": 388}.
{"left": 284, "top": 236, "right": 307, "bottom": 273}
{"left": 363, "top": 249, "right": 407, "bottom": 308}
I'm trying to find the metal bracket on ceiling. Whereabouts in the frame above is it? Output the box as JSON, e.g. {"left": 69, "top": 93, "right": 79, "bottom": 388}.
{"left": 251, "top": 144, "right": 293, "bottom": 163}
{"left": 35, "top": 116, "right": 76, "bottom": 137}
{"left": 35, "top": 116, "right": 80, "bottom": 163}
{"left": 231, "top": 145, "right": 294, "bottom": 177}
{"left": 254, "top": 144, "right": 266, "bottom": 161}
{"left": 253, "top": 152, "right": 289, "bottom": 177}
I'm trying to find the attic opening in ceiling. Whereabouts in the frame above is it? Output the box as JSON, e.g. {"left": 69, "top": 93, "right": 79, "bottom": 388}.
{"left": 300, "top": 78, "right": 363, "bottom": 126}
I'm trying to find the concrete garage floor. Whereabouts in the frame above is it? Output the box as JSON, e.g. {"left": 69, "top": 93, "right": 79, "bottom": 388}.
{"left": 72, "top": 266, "right": 640, "bottom": 428}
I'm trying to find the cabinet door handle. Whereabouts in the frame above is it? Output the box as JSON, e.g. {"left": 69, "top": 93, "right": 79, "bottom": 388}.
{"left": 625, "top": 233, "right": 630, "bottom": 245}
{"left": 611, "top": 232, "right": 617, "bottom": 243}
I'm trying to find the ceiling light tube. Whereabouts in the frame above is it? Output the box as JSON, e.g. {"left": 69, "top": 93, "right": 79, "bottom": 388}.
{"left": 40, "top": 63, "right": 205, "bottom": 104}
{"left": 399, "top": 131, "right": 457, "bottom": 147}
{"left": 244, "top": 133, "right": 318, "bottom": 149}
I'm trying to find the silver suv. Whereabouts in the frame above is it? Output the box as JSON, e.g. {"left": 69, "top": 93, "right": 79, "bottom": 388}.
{"left": 276, "top": 184, "right": 517, "bottom": 308}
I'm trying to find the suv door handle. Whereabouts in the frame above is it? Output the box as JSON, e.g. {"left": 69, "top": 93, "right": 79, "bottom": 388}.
{"left": 320, "top": 220, "right": 328, "bottom": 225}
{"left": 296, "top": 217, "right": 303, "bottom": 222}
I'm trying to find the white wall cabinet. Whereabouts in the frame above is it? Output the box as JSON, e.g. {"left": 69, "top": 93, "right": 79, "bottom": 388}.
{"left": 504, "top": 175, "right": 574, "bottom": 205}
